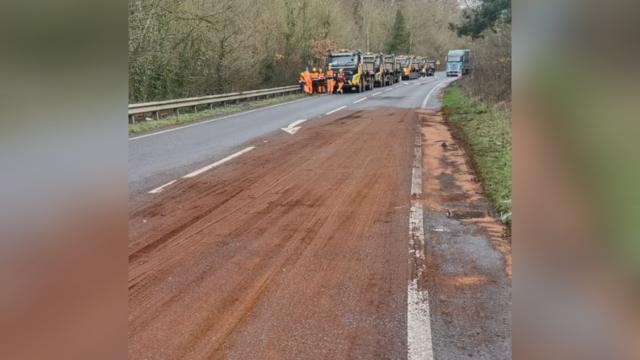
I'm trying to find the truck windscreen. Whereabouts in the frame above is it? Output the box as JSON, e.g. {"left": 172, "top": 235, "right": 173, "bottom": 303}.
{"left": 447, "top": 56, "right": 462, "bottom": 62}
{"left": 328, "top": 55, "right": 357, "bottom": 67}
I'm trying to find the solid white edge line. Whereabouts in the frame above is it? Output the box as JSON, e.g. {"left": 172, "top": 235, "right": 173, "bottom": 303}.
{"left": 129, "top": 96, "right": 312, "bottom": 141}
{"left": 353, "top": 97, "right": 367, "bottom": 104}
{"left": 183, "top": 146, "right": 255, "bottom": 179}
{"left": 325, "top": 105, "right": 347, "bottom": 115}
{"left": 407, "top": 130, "right": 434, "bottom": 360}
{"left": 148, "top": 179, "right": 177, "bottom": 194}
{"left": 421, "top": 79, "right": 451, "bottom": 109}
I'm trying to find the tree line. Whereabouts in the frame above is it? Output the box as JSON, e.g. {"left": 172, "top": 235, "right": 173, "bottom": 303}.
{"left": 129, "top": 0, "right": 465, "bottom": 103}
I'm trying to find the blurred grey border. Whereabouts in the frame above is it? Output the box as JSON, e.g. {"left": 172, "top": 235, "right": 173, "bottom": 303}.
{"left": 1, "top": 1, "right": 127, "bottom": 359}
{"left": 1, "top": 0, "right": 639, "bottom": 359}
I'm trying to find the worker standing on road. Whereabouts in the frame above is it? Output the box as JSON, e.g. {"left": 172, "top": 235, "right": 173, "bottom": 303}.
{"left": 336, "top": 68, "right": 345, "bottom": 94}
{"left": 318, "top": 67, "right": 326, "bottom": 94}
{"left": 302, "top": 67, "right": 313, "bottom": 95}
{"left": 326, "top": 66, "right": 335, "bottom": 94}
{"left": 299, "top": 71, "right": 306, "bottom": 93}
{"left": 310, "top": 67, "right": 319, "bottom": 94}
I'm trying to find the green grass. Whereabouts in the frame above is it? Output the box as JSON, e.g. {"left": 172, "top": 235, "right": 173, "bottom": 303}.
{"left": 443, "top": 85, "right": 512, "bottom": 225}
{"left": 129, "top": 93, "right": 305, "bottom": 135}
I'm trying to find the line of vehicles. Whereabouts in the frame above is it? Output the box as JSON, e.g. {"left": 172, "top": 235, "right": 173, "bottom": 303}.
{"left": 324, "top": 50, "right": 438, "bottom": 93}
{"left": 300, "top": 49, "right": 471, "bottom": 94}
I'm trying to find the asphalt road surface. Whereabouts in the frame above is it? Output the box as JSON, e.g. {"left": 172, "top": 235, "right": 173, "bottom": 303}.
{"left": 128, "top": 73, "right": 511, "bottom": 359}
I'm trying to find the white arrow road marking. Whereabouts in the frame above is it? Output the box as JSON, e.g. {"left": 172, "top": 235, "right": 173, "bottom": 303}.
{"left": 325, "top": 105, "right": 347, "bottom": 115}
{"left": 148, "top": 179, "right": 177, "bottom": 194}
{"left": 353, "top": 97, "right": 367, "bottom": 104}
{"left": 281, "top": 119, "right": 307, "bottom": 135}
{"left": 183, "top": 146, "right": 255, "bottom": 178}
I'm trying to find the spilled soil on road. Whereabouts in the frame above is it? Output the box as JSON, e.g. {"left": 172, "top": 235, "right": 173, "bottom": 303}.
{"left": 129, "top": 108, "right": 416, "bottom": 359}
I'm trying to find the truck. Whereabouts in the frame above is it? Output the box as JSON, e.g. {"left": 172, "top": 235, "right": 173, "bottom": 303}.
{"left": 384, "top": 54, "right": 400, "bottom": 85}
{"left": 446, "top": 49, "right": 471, "bottom": 77}
{"left": 414, "top": 57, "right": 427, "bottom": 77}
{"left": 397, "top": 55, "right": 415, "bottom": 80}
{"left": 425, "top": 59, "right": 436, "bottom": 76}
{"left": 361, "top": 53, "right": 379, "bottom": 91}
{"left": 326, "top": 49, "right": 371, "bottom": 93}
{"left": 365, "top": 53, "right": 387, "bottom": 88}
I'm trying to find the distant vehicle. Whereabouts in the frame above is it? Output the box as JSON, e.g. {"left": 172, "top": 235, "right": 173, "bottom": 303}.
{"left": 414, "top": 57, "right": 428, "bottom": 78}
{"left": 426, "top": 59, "right": 436, "bottom": 76}
{"left": 397, "top": 55, "right": 417, "bottom": 80}
{"left": 446, "top": 49, "right": 471, "bottom": 77}
{"left": 362, "top": 53, "right": 380, "bottom": 91}
{"left": 384, "top": 54, "right": 401, "bottom": 85}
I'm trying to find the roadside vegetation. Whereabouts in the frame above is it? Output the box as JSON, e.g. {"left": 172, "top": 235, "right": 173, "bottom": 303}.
{"left": 445, "top": 0, "right": 512, "bottom": 226}
{"left": 129, "top": 93, "right": 304, "bottom": 135}
{"left": 129, "top": 0, "right": 465, "bottom": 103}
{"left": 443, "top": 85, "right": 511, "bottom": 225}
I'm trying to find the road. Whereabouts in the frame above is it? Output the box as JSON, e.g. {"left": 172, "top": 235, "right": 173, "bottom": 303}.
{"left": 129, "top": 75, "right": 447, "bottom": 198}
{"left": 128, "top": 73, "right": 511, "bottom": 359}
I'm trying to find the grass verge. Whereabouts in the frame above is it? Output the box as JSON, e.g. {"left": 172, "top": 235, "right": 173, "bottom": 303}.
{"left": 443, "top": 85, "right": 512, "bottom": 226}
{"left": 129, "top": 93, "right": 305, "bottom": 136}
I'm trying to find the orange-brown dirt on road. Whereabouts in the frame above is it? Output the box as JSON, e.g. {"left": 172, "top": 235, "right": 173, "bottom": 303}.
{"left": 128, "top": 108, "right": 417, "bottom": 359}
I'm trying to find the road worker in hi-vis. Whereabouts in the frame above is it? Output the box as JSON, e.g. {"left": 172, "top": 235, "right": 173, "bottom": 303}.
{"left": 326, "top": 65, "right": 335, "bottom": 94}
{"left": 310, "top": 67, "right": 320, "bottom": 94}
{"left": 318, "top": 67, "right": 326, "bottom": 93}
{"left": 336, "top": 68, "right": 345, "bottom": 94}
{"left": 302, "top": 67, "right": 313, "bottom": 95}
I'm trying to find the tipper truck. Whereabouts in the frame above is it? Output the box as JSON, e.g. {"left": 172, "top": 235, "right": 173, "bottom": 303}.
{"left": 327, "top": 49, "right": 370, "bottom": 93}
{"left": 371, "top": 54, "right": 387, "bottom": 88}
{"left": 398, "top": 55, "right": 421, "bottom": 80}
{"left": 384, "top": 54, "right": 399, "bottom": 85}
{"left": 361, "top": 53, "right": 378, "bottom": 91}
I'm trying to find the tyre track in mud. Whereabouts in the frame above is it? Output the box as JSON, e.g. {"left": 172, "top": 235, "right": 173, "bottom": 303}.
{"left": 129, "top": 107, "right": 416, "bottom": 359}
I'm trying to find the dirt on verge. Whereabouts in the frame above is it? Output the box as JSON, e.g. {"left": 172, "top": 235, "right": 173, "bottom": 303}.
{"left": 128, "top": 108, "right": 416, "bottom": 359}
{"left": 418, "top": 109, "right": 512, "bottom": 360}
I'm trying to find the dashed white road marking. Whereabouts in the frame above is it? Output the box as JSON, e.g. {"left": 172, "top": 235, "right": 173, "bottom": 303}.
{"left": 148, "top": 179, "right": 177, "bottom": 194}
{"left": 183, "top": 146, "right": 255, "bottom": 178}
{"left": 407, "top": 128, "right": 434, "bottom": 360}
{"left": 281, "top": 119, "right": 307, "bottom": 135}
{"left": 371, "top": 92, "right": 382, "bottom": 97}
{"left": 325, "top": 105, "right": 347, "bottom": 115}
{"left": 353, "top": 97, "right": 367, "bottom": 104}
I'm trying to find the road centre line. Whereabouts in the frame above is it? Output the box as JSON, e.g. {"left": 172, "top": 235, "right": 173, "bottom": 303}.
{"left": 183, "top": 146, "right": 256, "bottom": 179}
{"left": 353, "top": 97, "right": 367, "bottom": 104}
{"left": 148, "top": 179, "right": 177, "bottom": 194}
{"left": 129, "top": 96, "right": 313, "bottom": 141}
{"left": 325, "top": 105, "right": 347, "bottom": 115}
{"left": 371, "top": 92, "right": 382, "bottom": 97}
